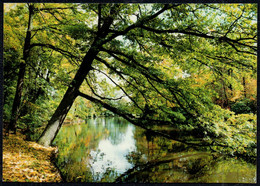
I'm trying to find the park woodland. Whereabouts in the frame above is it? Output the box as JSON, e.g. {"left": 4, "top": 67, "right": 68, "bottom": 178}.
{"left": 3, "top": 3, "right": 257, "bottom": 183}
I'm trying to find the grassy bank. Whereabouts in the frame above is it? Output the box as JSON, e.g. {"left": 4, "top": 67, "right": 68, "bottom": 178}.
{"left": 3, "top": 131, "right": 62, "bottom": 182}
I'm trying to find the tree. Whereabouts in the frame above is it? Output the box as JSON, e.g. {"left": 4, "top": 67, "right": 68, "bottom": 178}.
{"left": 4, "top": 3, "right": 81, "bottom": 138}
{"left": 8, "top": 3, "right": 35, "bottom": 133}
{"left": 37, "top": 3, "right": 256, "bottom": 151}
{"left": 5, "top": 3, "right": 256, "bottom": 159}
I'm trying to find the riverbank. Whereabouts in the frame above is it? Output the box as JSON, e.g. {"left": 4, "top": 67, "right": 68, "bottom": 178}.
{"left": 3, "top": 131, "right": 62, "bottom": 182}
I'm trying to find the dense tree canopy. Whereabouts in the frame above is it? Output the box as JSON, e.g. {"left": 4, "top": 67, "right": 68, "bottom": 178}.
{"left": 4, "top": 3, "right": 257, "bottom": 161}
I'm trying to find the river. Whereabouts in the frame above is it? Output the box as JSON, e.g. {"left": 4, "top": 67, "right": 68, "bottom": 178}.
{"left": 52, "top": 117, "right": 256, "bottom": 183}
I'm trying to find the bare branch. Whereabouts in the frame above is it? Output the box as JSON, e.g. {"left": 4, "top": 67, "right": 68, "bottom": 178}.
{"left": 95, "top": 56, "right": 149, "bottom": 104}
{"left": 85, "top": 76, "right": 125, "bottom": 101}
{"left": 91, "top": 67, "right": 144, "bottom": 112}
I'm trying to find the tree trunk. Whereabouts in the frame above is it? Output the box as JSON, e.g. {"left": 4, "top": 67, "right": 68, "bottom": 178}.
{"left": 228, "top": 68, "right": 233, "bottom": 96}
{"left": 9, "top": 4, "right": 34, "bottom": 133}
{"left": 37, "top": 5, "right": 125, "bottom": 146}
{"left": 242, "top": 76, "right": 247, "bottom": 98}
{"left": 37, "top": 41, "right": 100, "bottom": 147}
{"left": 9, "top": 62, "right": 26, "bottom": 133}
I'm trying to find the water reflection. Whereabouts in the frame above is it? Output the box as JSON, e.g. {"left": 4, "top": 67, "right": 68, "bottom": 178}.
{"left": 53, "top": 117, "right": 137, "bottom": 182}
{"left": 53, "top": 117, "right": 256, "bottom": 183}
{"left": 89, "top": 124, "right": 136, "bottom": 179}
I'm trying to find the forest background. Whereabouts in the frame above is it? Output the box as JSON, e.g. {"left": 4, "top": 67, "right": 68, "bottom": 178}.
{"left": 3, "top": 3, "right": 257, "bottom": 167}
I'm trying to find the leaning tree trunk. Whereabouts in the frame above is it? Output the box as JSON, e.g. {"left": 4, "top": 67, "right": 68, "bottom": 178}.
{"left": 38, "top": 5, "right": 123, "bottom": 147}
{"left": 9, "top": 4, "right": 34, "bottom": 133}
{"left": 38, "top": 29, "right": 112, "bottom": 147}
{"left": 37, "top": 44, "right": 99, "bottom": 146}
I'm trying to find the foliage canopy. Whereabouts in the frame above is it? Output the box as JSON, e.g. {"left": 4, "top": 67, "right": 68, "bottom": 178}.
{"left": 3, "top": 3, "right": 257, "bottom": 161}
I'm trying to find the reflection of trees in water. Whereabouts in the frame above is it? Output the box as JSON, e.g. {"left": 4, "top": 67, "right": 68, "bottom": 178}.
{"left": 115, "top": 153, "right": 217, "bottom": 183}
{"left": 133, "top": 126, "right": 188, "bottom": 162}
{"left": 53, "top": 122, "right": 107, "bottom": 182}
{"left": 96, "top": 117, "right": 130, "bottom": 146}
{"left": 116, "top": 153, "right": 256, "bottom": 183}
{"left": 88, "top": 149, "right": 120, "bottom": 182}
{"left": 127, "top": 126, "right": 222, "bottom": 183}
{"left": 52, "top": 118, "right": 256, "bottom": 183}
{"left": 54, "top": 117, "right": 134, "bottom": 182}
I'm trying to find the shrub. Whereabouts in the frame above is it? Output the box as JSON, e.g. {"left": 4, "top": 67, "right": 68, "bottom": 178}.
{"left": 230, "top": 98, "right": 257, "bottom": 114}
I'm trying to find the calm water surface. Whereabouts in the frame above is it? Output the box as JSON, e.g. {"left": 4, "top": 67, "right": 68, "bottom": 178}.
{"left": 53, "top": 117, "right": 256, "bottom": 183}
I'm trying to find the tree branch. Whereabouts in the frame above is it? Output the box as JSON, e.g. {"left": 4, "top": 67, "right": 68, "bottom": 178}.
{"left": 95, "top": 56, "right": 149, "bottom": 104}
{"left": 36, "top": 7, "right": 76, "bottom": 11}
{"left": 77, "top": 91, "right": 212, "bottom": 147}
{"left": 139, "top": 25, "right": 257, "bottom": 55}
{"left": 91, "top": 67, "right": 144, "bottom": 112}
{"left": 30, "top": 43, "right": 81, "bottom": 61}
{"left": 97, "top": 4, "right": 102, "bottom": 31}
{"left": 101, "top": 4, "right": 179, "bottom": 45}
{"left": 224, "top": 7, "right": 244, "bottom": 37}
{"left": 101, "top": 47, "right": 164, "bottom": 83}
{"left": 84, "top": 76, "right": 125, "bottom": 101}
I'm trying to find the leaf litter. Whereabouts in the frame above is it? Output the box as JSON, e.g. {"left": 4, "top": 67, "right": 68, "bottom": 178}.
{"left": 3, "top": 131, "right": 62, "bottom": 182}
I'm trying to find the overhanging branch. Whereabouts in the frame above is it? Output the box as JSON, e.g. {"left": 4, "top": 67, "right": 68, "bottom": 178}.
{"left": 85, "top": 76, "right": 125, "bottom": 101}
{"left": 30, "top": 43, "right": 81, "bottom": 62}
{"left": 95, "top": 56, "right": 149, "bottom": 104}
{"left": 91, "top": 67, "right": 144, "bottom": 112}
{"left": 77, "top": 91, "right": 215, "bottom": 147}
{"left": 101, "top": 4, "right": 180, "bottom": 45}
{"left": 139, "top": 25, "right": 256, "bottom": 55}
